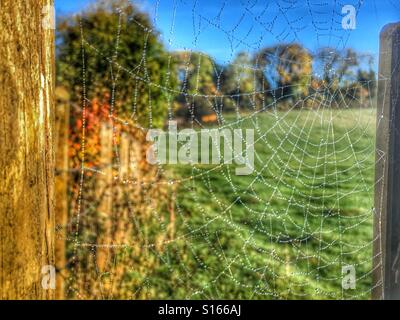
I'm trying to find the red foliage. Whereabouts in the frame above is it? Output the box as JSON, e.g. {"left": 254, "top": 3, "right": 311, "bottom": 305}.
{"left": 68, "top": 92, "right": 113, "bottom": 172}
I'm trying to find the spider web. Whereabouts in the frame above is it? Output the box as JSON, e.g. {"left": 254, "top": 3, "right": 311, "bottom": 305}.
{"left": 60, "top": 0, "right": 399, "bottom": 299}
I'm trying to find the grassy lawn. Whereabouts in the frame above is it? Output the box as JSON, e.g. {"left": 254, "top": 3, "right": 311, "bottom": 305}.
{"left": 151, "top": 108, "right": 376, "bottom": 299}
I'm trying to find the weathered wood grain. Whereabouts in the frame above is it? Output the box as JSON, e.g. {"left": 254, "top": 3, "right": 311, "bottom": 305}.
{"left": 0, "top": 0, "right": 55, "bottom": 299}
{"left": 373, "top": 22, "right": 400, "bottom": 300}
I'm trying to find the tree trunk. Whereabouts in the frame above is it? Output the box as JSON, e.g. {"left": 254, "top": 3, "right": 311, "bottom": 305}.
{"left": 0, "top": 0, "right": 55, "bottom": 299}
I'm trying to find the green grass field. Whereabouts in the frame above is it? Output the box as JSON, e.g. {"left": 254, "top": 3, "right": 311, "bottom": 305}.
{"left": 151, "top": 108, "right": 376, "bottom": 299}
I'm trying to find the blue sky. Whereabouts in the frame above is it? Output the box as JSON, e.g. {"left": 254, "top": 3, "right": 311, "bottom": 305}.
{"left": 55, "top": 0, "right": 400, "bottom": 68}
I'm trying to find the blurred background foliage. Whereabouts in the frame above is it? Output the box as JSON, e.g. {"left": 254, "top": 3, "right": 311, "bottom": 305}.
{"left": 55, "top": 0, "right": 377, "bottom": 299}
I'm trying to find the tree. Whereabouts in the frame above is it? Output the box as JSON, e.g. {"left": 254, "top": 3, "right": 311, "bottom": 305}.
{"left": 221, "top": 52, "right": 264, "bottom": 111}
{"left": 173, "top": 51, "right": 219, "bottom": 121}
{"left": 315, "top": 48, "right": 376, "bottom": 106}
{"left": 314, "top": 47, "right": 360, "bottom": 90}
{"left": 57, "top": 0, "right": 176, "bottom": 129}
{"left": 356, "top": 54, "right": 377, "bottom": 99}
{"left": 0, "top": 0, "right": 55, "bottom": 299}
{"left": 357, "top": 69, "right": 376, "bottom": 96}
{"left": 256, "top": 44, "right": 312, "bottom": 104}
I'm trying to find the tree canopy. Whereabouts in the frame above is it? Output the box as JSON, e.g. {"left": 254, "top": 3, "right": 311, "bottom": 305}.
{"left": 57, "top": 0, "right": 176, "bottom": 128}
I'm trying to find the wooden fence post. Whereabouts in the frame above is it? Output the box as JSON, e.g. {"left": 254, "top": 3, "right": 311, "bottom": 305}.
{"left": 96, "top": 123, "right": 114, "bottom": 272}
{"left": 373, "top": 22, "right": 400, "bottom": 300}
{"left": 0, "top": 0, "right": 55, "bottom": 299}
{"left": 119, "top": 132, "right": 131, "bottom": 180}
{"left": 119, "top": 132, "right": 140, "bottom": 181}
{"left": 54, "top": 87, "right": 70, "bottom": 300}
